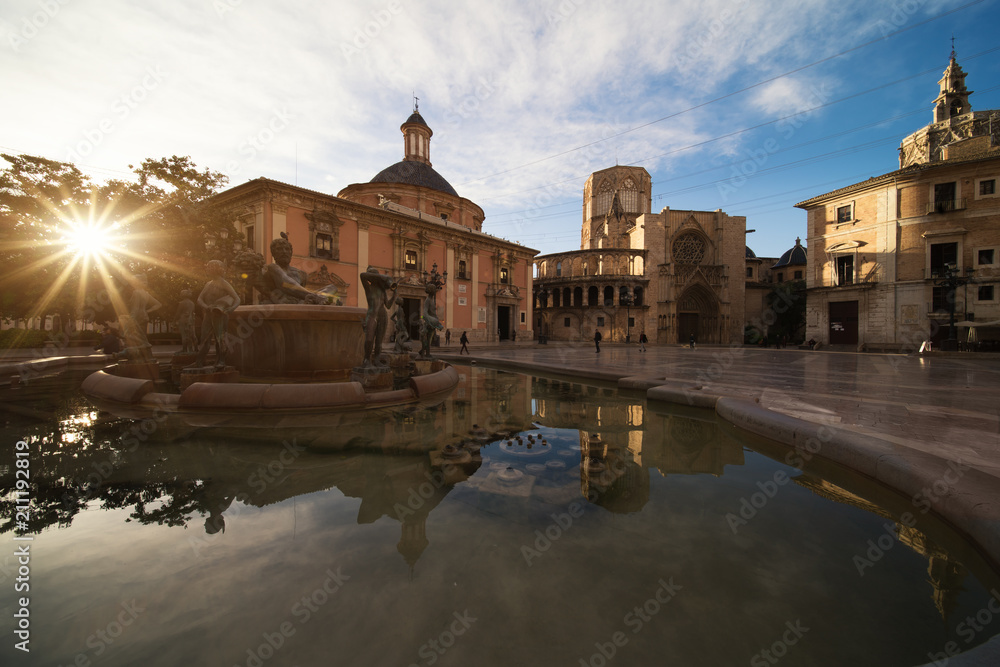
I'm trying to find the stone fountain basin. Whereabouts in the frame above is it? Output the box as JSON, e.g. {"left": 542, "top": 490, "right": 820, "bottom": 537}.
{"left": 81, "top": 363, "right": 458, "bottom": 422}
{"left": 228, "top": 304, "right": 365, "bottom": 380}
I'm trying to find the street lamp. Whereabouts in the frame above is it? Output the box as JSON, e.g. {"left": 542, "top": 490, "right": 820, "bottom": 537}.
{"left": 621, "top": 289, "right": 634, "bottom": 343}
{"left": 934, "top": 263, "right": 968, "bottom": 351}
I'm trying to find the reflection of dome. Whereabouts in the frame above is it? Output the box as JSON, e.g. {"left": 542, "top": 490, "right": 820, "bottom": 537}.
{"left": 772, "top": 237, "right": 807, "bottom": 269}
{"left": 746, "top": 246, "right": 757, "bottom": 259}
{"left": 371, "top": 161, "right": 459, "bottom": 197}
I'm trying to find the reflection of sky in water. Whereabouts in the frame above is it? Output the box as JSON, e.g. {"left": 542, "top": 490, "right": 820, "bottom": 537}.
{"left": 0, "top": 367, "right": 999, "bottom": 666}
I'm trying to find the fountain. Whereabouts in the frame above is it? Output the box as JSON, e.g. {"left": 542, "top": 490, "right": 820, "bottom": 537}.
{"left": 82, "top": 237, "right": 458, "bottom": 417}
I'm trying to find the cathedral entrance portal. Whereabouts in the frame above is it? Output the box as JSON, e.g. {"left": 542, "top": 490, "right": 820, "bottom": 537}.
{"left": 676, "top": 283, "right": 719, "bottom": 344}
{"left": 678, "top": 313, "right": 699, "bottom": 346}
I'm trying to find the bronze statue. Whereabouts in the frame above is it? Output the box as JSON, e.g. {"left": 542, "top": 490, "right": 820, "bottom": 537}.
{"left": 175, "top": 289, "right": 197, "bottom": 353}
{"left": 120, "top": 274, "right": 162, "bottom": 361}
{"left": 360, "top": 266, "right": 398, "bottom": 366}
{"left": 257, "top": 233, "right": 328, "bottom": 304}
{"left": 418, "top": 264, "right": 446, "bottom": 359}
{"left": 190, "top": 260, "right": 241, "bottom": 369}
{"left": 391, "top": 302, "right": 410, "bottom": 353}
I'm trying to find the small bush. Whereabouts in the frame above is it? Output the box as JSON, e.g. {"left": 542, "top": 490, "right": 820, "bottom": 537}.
{"left": 0, "top": 329, "right": 51, "bottom": 349}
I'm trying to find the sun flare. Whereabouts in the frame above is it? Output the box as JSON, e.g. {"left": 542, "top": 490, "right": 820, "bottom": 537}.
{"left": 62, "top": 221, "right": 116, "bottom": 259}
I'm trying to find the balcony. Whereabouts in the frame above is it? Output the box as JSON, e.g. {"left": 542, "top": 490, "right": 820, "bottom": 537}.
{"left": 926, "top": 198, "right": 967, "bottom": 214}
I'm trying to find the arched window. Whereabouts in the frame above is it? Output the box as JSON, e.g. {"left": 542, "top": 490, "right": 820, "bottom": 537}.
{"left": 553, "top": 290, "right": 561, "bottom": 307}
{"left": 573, "top": 287, "right": 583, "bottom": 306}
{"left": 458, "top": 260, "right": 467, "bottom": 279}
{"left": 556, "top": 261, "right": 562, "bottom": 277}
{"left": 588, "top": 286, "right": 598, "bottom": 306}
{"left": 603, "top": 286, "right": 614, "bottom": 306}
{"left": 633, "top": 286, "right": 643, "bottom": 307}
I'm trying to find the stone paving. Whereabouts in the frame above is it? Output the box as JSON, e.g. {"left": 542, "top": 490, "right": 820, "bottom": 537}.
{"left": 441, "top": 342, "right": 1000, "bottom": 481}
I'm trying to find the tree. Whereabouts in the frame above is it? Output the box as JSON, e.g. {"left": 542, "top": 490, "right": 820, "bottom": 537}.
{"left": 0, "top": 154, "right": 234, "bottom": 330}
{"left": 0, "top": 154, "right": 94, "bottom": 324}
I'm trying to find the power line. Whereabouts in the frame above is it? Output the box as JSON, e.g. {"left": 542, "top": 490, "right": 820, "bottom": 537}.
{"left": 457, "top": 0, "right": 989, "bottom": 187}
{"left": 479, "top": 46, "right": 1000, "bottom": 210}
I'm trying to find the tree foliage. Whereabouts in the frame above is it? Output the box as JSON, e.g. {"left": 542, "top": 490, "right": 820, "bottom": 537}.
{"left": 0, "top": 153, "right": 233, "bottom": 327}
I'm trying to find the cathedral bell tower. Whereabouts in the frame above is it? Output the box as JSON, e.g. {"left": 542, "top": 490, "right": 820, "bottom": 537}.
{"left": 932, "top": 46, "right": 973, "bottom": 123}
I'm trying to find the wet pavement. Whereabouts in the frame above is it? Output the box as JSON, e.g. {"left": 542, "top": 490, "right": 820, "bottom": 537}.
{"left": 442, "top": 343, "right": 1000, "bottom": 482}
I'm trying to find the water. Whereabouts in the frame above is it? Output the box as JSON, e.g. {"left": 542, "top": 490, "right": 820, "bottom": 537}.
{"left": 1, "top": 365, "right": 998, "bottom": 666}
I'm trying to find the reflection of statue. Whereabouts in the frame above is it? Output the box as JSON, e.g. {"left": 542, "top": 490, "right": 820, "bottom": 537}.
{"left": 257, "top": 233, "right": 328, "bottom": 304}
{"left": 175, "top": 290, "right": 197, "bottom": 353}
{"left": 360, "top": 266, "right": 398, "bottom": 366}
{"left": 190, "top": 260, "right": 240, "bottom": 369}
{"left": 419, "top": 264, "right": 446, "bottom": 359}
{"left": 121, "top": 274, "right": 162, "bottom": 361}
{"left": 391, "top": 303, "right": 410, "bottom": 353}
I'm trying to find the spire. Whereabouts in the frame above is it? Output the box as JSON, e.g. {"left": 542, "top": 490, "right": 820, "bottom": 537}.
{"left": 933, "top": 44, "right": 973, "bottom": 123}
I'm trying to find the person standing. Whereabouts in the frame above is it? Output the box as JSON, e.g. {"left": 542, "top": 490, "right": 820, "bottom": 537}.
{"left": 460, "top": 331, "right": 470, "bottom": 355}
{"left": 445, "top": 329, "right": 451, "bottom": 346}
{"left": 594, "top": 328, "right": 602, "bottom": 353}
{"left": 639, "top": 331, "right": 647, "bottom": 352}
{"left": 689, "top": 333, "right": 696, "bottom": 349}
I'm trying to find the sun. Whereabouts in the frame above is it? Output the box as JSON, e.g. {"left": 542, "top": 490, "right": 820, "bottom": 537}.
{"left": 62, "top": 221, "right": 116, "bottom": 259}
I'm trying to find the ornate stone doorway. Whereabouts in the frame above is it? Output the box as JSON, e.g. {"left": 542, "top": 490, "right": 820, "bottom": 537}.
{"left": 676, "top": 283, "right": 719, "bottom": 344}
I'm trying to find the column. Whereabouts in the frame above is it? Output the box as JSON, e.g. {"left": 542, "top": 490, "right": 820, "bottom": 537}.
{"left": 357, "top": 220, "right": 370, "bottom": 308}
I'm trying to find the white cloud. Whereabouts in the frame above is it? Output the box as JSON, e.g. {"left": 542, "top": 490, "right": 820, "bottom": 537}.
{"left": 2, "top": 0, "right": 975, "bottom": 256}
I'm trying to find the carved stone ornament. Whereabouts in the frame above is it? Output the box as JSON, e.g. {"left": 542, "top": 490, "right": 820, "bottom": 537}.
{"left": 672, "top": 233, "right": 706, "bottom": 264}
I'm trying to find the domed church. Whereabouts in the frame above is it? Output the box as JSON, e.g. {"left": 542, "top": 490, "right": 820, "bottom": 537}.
{"left": 209, "top": 103, "right": 536, "bottom": 344}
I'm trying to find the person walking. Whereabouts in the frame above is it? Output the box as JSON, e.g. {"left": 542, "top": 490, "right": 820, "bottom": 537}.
{"left": 638, "top": 331, "right": 647, "bottom": 352}
{"left": 594, "top": 328, "right": 602, "bottom": 353}
{"left": 459, "top": 331, "right": 469, "bottom": 355}
{"left": 689, "top": 333, "right": 696, "bottom": 349}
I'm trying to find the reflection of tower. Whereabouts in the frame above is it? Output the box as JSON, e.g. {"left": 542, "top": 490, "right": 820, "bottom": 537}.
{"left": 898, "top": 524, "right": 968, "bottom": 622}
{"left": 797, "top": 476, "right": 969, "bottom": 623}
{"left": 397, "top": 515, "right": 429, "bottom": 571}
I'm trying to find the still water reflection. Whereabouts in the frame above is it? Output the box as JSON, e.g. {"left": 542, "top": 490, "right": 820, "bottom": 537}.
{"left": 1, "top": 365, "right": 998, "bottom": 666}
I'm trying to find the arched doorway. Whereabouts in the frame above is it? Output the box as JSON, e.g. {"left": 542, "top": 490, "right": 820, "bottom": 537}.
{"left": 676, "top": 283, "right": 719, "bottom": 345}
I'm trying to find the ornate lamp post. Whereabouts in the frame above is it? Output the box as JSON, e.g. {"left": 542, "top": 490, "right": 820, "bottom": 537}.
{"left": 934, "top": 263, "right": 967, "bottom": 351}
{"left": 620, "top": 289, "right": 634, "bottom": 343}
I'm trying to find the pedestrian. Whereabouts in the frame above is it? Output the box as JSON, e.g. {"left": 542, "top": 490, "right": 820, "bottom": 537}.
{"left": 460, "top": 331, "right": 470, "bottom": 355}
{"left": 594, "top": 328, "right": 602, "bottom": 353}
{"left": 689, "top": 333, "right": 696, "bottom": 349}
{"left": 639, "top": 331, "right": 647, "bottom": 352}
{"left": 94, "top": 324, "right": 122, "bottom": 355}
{"left": 512, "top": 329, "right": 517, "bottom": 343}
{"left": 445, "top": 329, "right": 451, "bottom": 346}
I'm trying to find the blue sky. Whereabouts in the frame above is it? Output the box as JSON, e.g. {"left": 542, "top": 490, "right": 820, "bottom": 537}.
{"left": 1, "top": 0, "right": 998, "bottom": 258}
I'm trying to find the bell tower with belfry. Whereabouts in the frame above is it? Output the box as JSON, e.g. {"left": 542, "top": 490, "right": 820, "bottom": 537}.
{"left": 932, "top": 39, "right": 973, "bottom": 123}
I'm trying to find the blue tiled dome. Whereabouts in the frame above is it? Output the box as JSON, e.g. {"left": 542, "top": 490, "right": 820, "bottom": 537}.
{"left": 772, "top": 237, "right": 807, "bottom": 269}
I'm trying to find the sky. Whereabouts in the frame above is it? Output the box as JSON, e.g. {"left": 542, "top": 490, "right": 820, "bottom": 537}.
{"left": 1, "top": 0, "right": 998, "bottom": 259}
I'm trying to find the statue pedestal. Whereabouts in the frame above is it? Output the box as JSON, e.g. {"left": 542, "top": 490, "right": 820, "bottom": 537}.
{"left": 170, "top": 352, "right": 199, "bottom": 384}
{"left": 350, "top": 366, "right": 393, "bottom": 393}
{"left": 115, "top": 361, "right": 160, "bottom": 381}
{"left": 385, "top": 352, "right": 411, "bottom": 369}
{"left": 179, "top": 366, "right": 239, "bottom": 391}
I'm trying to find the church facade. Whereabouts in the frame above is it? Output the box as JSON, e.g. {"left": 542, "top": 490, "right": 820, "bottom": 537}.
{"left": 797, "top": 54, "right": 1000, "bottom": 350}
{"left": 534, "top": 165, "right": 747, "bottom": 345}
{"left": 208, "top": 108, "right": 537, "bottom": 344}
